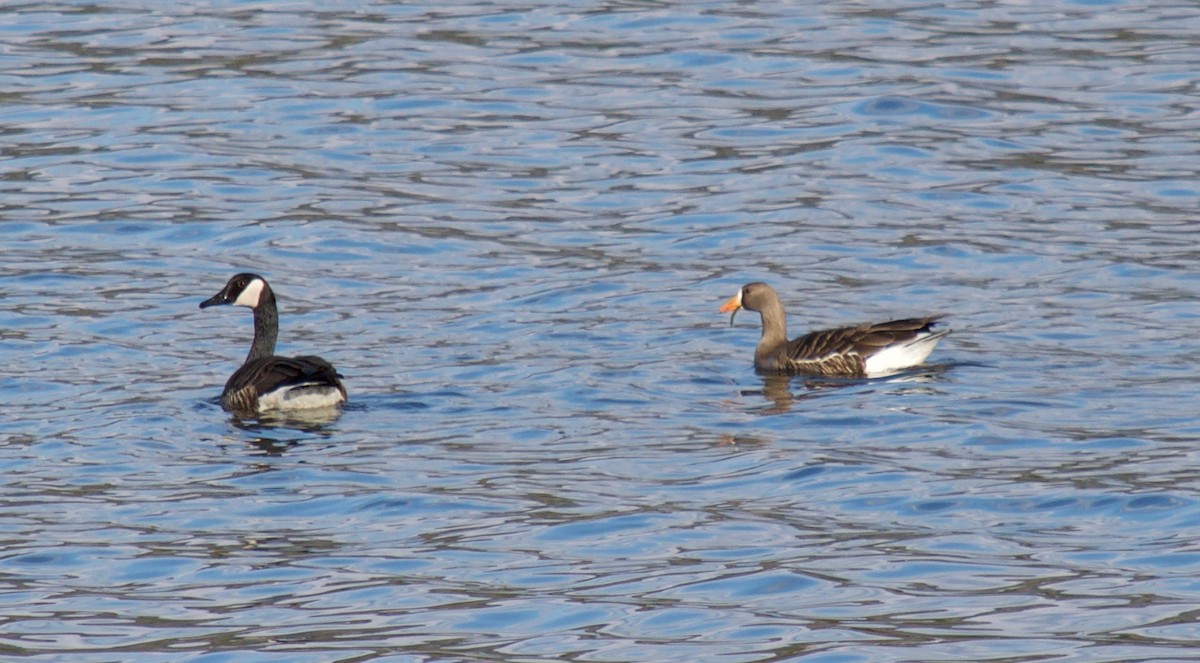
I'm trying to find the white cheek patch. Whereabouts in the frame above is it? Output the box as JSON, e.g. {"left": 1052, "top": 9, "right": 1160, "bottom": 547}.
{"left": 234, "top": 278, "right": 265, "bottom": 307}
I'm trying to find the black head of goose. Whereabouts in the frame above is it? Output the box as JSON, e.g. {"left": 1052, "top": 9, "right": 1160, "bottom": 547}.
{"left": 719, "top": 281, "right": 948, "bottom": 377}
{"left": 200, "top": 273, "right": 347, "bottom": 415}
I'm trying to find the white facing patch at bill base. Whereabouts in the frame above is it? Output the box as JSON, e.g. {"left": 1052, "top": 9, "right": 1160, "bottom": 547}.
{"left": 233, "top": 278, "right": 265, "bottom": 307}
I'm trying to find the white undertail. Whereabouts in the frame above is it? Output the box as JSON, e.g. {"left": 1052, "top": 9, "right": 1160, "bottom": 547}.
{"left": 862, "top": 331, "right": 948, "bottom": 377}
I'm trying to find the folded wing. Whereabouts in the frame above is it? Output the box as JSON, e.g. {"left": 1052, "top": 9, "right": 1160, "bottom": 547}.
{"left": 781, "top": 316, "right": 946, "bottom": 376}
{"left": 222, "top": 355, "right": 347, "bottom": 414}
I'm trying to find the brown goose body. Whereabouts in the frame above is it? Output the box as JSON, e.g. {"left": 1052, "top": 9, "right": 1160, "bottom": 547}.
{"left": 200, "top": 273, "right": 347, "bottom": 416}
{"left": 720, "top": 282, "right": 948, "bottom": 377}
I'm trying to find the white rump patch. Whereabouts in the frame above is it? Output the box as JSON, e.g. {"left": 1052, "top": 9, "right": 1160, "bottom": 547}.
{"left": 863, "top": 334, "right": 944, "bottom": 377}
{"left": 257, "top": 383, "right": 346, "bottom": 412}
{"left": 234, "top": 278, "right": 266, "bottom": 307}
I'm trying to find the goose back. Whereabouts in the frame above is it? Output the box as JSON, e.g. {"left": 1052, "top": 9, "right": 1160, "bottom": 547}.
{"left": 769, "top": 316, "right": 947, "bottom": 375}
{"left": 222, "top": 355, "right": 347, "bottom": 414}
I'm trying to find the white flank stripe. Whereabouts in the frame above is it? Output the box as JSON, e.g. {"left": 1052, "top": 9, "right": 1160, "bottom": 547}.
{"left": 863, "top": 335, "right": 943, "bottom": 377}
{"left": 257, "top": 383, "right": 346, "bottom": 412}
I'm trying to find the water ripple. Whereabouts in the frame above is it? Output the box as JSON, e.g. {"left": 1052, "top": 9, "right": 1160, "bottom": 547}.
{"left": 3, "top": 0, "right": 1200, "bottom": 660}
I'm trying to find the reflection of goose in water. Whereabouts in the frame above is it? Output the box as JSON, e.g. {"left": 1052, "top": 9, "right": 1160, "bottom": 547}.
{"left": 746, "top": 366, "right": 955, "bottom": 413}
{"left": 720, "top": 282, "right": 949, "bottom": 377}
{"left": 200, "top": 273, "right": 347, "bottom": 417}
{"left": 740, "top": 373, "right": 848, "bottom": 413}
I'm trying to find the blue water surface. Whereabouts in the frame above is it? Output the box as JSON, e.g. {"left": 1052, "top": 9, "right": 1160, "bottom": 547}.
{"left": 3, "top": 0, "right": 1200, "bottom": 661}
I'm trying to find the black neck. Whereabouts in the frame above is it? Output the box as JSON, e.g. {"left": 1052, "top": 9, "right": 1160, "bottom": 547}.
{"left": 246, "top": 289, "right": 278, "bottom": 363}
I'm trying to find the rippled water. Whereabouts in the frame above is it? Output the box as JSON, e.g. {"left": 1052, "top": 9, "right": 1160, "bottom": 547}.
{"left": 4, "top": 1, "right": 1200, "bottom": 660}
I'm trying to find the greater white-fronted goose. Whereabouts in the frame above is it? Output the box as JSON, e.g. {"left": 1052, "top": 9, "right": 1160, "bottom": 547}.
{"left": 719, "top": 281, "right": 948, "bottom": 377}
{"left": 200, "top": 273, "right": 347, "bottom": 415}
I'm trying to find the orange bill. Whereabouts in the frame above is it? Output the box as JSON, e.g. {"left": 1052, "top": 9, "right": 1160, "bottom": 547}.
{"left": 719, "top": 291, "right": 743, "bottom": 326}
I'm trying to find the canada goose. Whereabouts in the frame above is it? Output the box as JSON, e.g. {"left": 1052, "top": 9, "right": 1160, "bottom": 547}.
{"left": 719, "top": 281, "right": 948, "bottom": 377}
{"left": 200, "top": 273, "right": 347, "bottom": 415}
